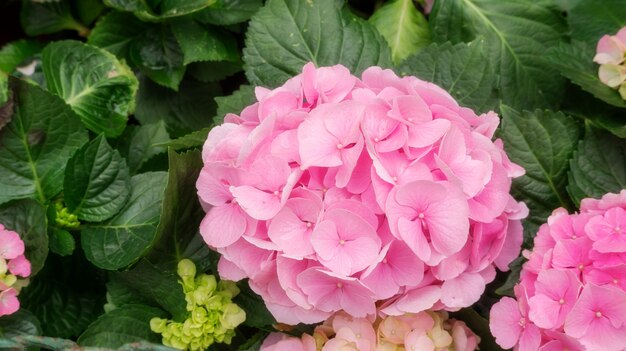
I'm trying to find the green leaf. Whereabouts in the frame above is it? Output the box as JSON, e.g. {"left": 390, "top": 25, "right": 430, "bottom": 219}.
{"left": 562, "top": 85, "right": 626, "bottom": 138}
{"left": 120, "top": 121, "right": 171, "bottom": 174}
{"left": 48, "top": 228, "right": 76, "bottom": 257}
{"left": 568, "top": 0, "right": 626, "bottom": 45}
{"left": 243, "top": 0, "right": 392, "bottom": 87}
{"left": 369, "top": 0, "right": 431, "bottom": 64}
{"left": 0, "top": 78, "right": 88, "bottom": 205}
{"left": 0, "top": 336, "right": 79, "bottom": 350}
{"left": 398, "top": 40, "right": 497, "bottom": 113}
{"left": 500, "top": 106, "right": 581, "bottom": 245}
{"left": 0, "top": 200, "right": 48, "bottom": 276}
{"left": 104, "top": 0, "right": 217, "bottom": 21}
{"left": 129, "top": 25, "right": 186, "bottom": 90}
{"left": 430, "top": 0, "right": 566, "bottom": 110}
{"left": 568, "top": 127, "right": 626, "bottom": 204}
{"left": 164, "top": 127, "right": 211, "bottom": 151}
{"left": 545, "top": 41, "right": 626, "bottom": 108}
{"left": 215, "top": 84, "right": 255, "bottom": 122}
{"left": 42, "top": 40, "right": 139, "bottom": 137}
{"left": 88, "top": 11, "right": 151, "bottom": 60}
{"left": 113, "top": 260, "right": 188, "bottom": 321}
{"left": 234, "top": 281, "right": 276, "bottom": 328}
{"left": 0, "top": 40, "right": 44, "bottom": 73}
{"left": 0, "top": 309, "right": 41, "bottom": 338}
{"left": 171, "top": 21, "right": 239, "bottom": 65}
{"left": 64, "top": 135, "right": 131, "bottom": 222}
{"left": 0, "top": 72, "right": 7, "bottom": 106}
{"left": 195, "top": 0, "right": 262, "bottom": 25}
{"left": 81, "top": 172, "right": 167, "bottom": 270}
{"left": 20, "top": 0, "right": 89, "bottom": 36}
{"left": 78, "top": 304, "right": 167, "bottom": 348}
{"left": 187, "top": 60, "right": 243, "bottom": 83}
{"left": 76, "top": 0, "right": 107, "bottom": 25}
{"left": 135, "top": 75, "right": 221, "bottom": 136}
{"left": 451, "top": 308, "right": 504, "bottom": 351}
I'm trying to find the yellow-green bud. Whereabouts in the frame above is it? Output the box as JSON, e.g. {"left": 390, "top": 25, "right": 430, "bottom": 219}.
{"left": 177, "top": 259, "right": 197, "bottom": 291}
{"left": 150, "top": 318, "right": 167, "bottom": 333}
{"left": 220, "top": 303, "right": 246, "bottom": 329}
{"left": 217, "top": 280, "right": 239, "bottom": 298}
{"left": 54, "top": 202, "right": 80, "bottom": 229}
{"left": 0, "top": 274, "right": 16, "bottom": 288}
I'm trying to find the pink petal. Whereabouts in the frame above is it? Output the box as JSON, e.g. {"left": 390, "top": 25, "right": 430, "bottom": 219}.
{"left": 489, "top": 297, "right": 523, "bottom": 349}
{"left": 199, "top": 203, "right": 248, "bottom": 248}
{"left": 0, "top": 288, "right": 19, "bottom": 317}
{"left": 440, "top": 272, "right": 485, "bottom": 309}
{"left": 7, "top": 255, "right": 30, "bottom": 277}
{"left": 0, "top": 229, "right": 25, "bottom": 260}
{"left": 384, "top": 285, "right": 441, "bottom": 315}
{"left": 230, "top": 185, "right": 283, "bottom": 220}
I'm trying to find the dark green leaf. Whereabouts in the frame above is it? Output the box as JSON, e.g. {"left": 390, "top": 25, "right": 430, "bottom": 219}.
{"left": 164, "top": 127, "right": 211, "bottom": 150}
{"left": 215, "top": 84, "right": 255, "bottom": 122}
{"left": 171, "top": 21, "right": 239, "bottom": 64}
{"left": 195, "top": 0, "right": 262, "bottom": 25}
{"left": 0, "top": 40, "right": 44, "bottom": 73}
{"left": 545, "top": 41, "right": 626, "bottom": 108}
{"left": 500, "top": 106, "right": 580, "bottom": 245}
{"left": 105, "top": 275, "right": 155, "bottom": 312}
{"left": 187, "top": 60, "right": 243, "bottom": 83}
{"left": 48, "top": 228, "right": 75, "bottom": 257}
{"left": 495, "top": 256, "right": 524, "bottom": 297}
{"left": 0, "top": 78, "right": 88, "bottom": 205}
{"left": 562, "top": 85, "right": 626, "bottom": 138}
{"left": 76, "top": 0, "right": 107, "bottom": 25}
{"left": 123, "top": 122, "right": 171, "bottom": 174}
{"left": 243, "top": 0, "right": 392, "bottom": 87}
{"left": 568, "top": 127, "right": 626, "bottom": 204}
{"left": 42, "top": 40, "right": 138, "bottom": 137}
{"left": 430, "top": 0, "right": 566, "bottom": 110}
{"left": 135, "top": 75, "right": 220, "bottom": 136}
{"left": 105, "top": 0, "right": 217, "bottom": 21}
{"left": 568, "top": 0, "right": 626, "bottom": 45}
{"left": 81, "top": 172, "right": 167, "bottom": 270}
{"left": 234, "top": 281, "right": 276, "bottom": 328}
{"left": 64, "top": 135, "right": 131, "bottom": 222}
{"left": 88, "top": 11, "right": 151, "bottom": 60}
{"left": 451, "top": 308, "right": 504, "bottom": 351}
{"left": 78, "top": 305, "right": 167, "bottom": 348}
{"left": 0, "top": 200, "right": 48, "bottom": 276}
{"left": 0, "top": 309, "right": 41, "bottom": 337}
{"left": 398, "top": 40, "right": 497, "bottom": 113}
{"left": 369, "top": 0, "right": 430, "bottom": 64}
{"left": 20, "top": 0, "right": 89, "bottom": 36}
{"left": 0, "top": 72, "right": 6, "bottom": 106}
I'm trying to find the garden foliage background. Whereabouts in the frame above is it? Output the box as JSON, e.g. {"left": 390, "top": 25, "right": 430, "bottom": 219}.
{"left": 0, "top": 0, "right": 624, "bottom": 349}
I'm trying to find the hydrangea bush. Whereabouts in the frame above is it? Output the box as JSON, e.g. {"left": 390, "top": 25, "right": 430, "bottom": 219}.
{"left": 0, "top": 0, "right": 624, "bottom": 350}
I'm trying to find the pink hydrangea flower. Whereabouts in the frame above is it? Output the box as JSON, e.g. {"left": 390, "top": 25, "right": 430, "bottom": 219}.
{"left": 594, "top": 26, "right": 626, "bottom": 99}
{"left": 197, "top": 63, "right": 526, "bottom": 323}
{"left": 490, "top": 190, "right": 626, "bottom": 351}
{"left": 260, "top": 309, "right": 480, "bottom": 351}
{"left": 0, "top": 224, "right": 31, "bottom": 317}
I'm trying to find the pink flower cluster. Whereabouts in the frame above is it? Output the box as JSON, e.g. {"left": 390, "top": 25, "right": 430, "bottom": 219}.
{"left": 197, "top": 63, "right": 527, "bottom": 324}
{"left": 593, "top": 26, "right": 626, "bottom": 99}
{"left": 260, "top": 310, "right": 479, "bottom": 351}
{"left": 490, "top": 190, "right": 626, "bottom": 351}
{"left": 0, "top": 224, "right": 31, "bottom": 317}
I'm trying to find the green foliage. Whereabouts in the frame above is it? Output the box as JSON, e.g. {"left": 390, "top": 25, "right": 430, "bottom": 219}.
{"left": 104, "top": 0, "right": 218, "bottom": 22}
{"left": 20, "top": 0, "right": 90, "bottom": 36}
{"left": 117, "top": 121, "right": 172, "bottom": 174}
{"left": 48, "top": 228, "right": 76, "bottom": 257}
{"left": 369, "top": 0, "right": 431, "bottom": 64}
{"left": 215, "top": 84, "right": 255, "bottom": 122}
{"left": 0, "top": 40, "right": 44, "bottom": 73}
{"left": 171, "top": 21, "right": 239, "bottom": 65}
{"left": 64, "top": 135, "right": 131, "bottom": 222}
{"left": 568, "top": 0, "right": 626, "bottom": 45}
{"left": 0, "top": 309, "right": 41, "bottom": 338}
{"left": 194, "top": 0, "right": 262, "bottom": 25}
{"left": 243, "top": 0, "right": 392, "bottom": 87}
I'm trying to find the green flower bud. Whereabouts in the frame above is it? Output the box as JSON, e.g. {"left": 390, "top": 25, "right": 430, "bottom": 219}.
{"left": 150, "top": 318, "right": 167, "bottom": 333}
{"left": 177, "top": 259, "right": 197, "bottom": 291}
{"left": 54, "top": 202, "right": 80, "bottom": 229}
{"left": 217, "top": 280, "right": 239, "bottom": 298}
{"left": 195, "top": 274, "right": 217, "bottom": 292}
{"left": 220, "top": 303, "right": 246, "bottom": 329}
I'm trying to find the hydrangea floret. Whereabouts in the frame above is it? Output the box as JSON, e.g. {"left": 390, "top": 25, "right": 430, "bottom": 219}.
{"left": 54, "top": 201, "right": 80, "bottom": 229}
{"left": 593, "top": 26, "right": 626, "bottom": 99}
{"left": 0, "top": 224, "right": 31, "bottom": 317}
{"left": 489, "top": 190, "right": 626, "bottom": 351}
{"left": 150, "top": 259, "right": 246, "bottom": 351}
{"left": 260, "top": 309, "right": 479, "bottom": 351}
{"left": 196, "top": 63, "right": 527, "bottom": 324}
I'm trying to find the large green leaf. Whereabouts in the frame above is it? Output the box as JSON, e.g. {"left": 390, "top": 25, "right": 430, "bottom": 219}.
{"left": 187, "top": 60, "right": 243, "bottom": 83}
{"left": 81, "top": 172, "right": 167, "bottom": 270}
{"left": 568, "top": 0, "right": 626, "bottom": 45}
{"left": 117, "top": 121, "right": 171, "bottom": 174}
{"left": 0, "top": 40, "right": 44, "bottom": 73}
{"left": 20, "top": 0, "right": 89, "bottom": 36}
{"left": 215, "top": 84, "right": 255, "bottom": 122}
{"left": 545, "top": 42, "right": 626, "bottom": 109}
{"left": 369, "top": 0, "right": 431, "bottom": 64}
{"left": 0, "top": 199, "right": 48, "bottom": 276}
{"left": 78, "top": 304, "right": 167, "bottom": 348}
{"left": 88, "top": 11, "right": 151, "bottom": 60}
{"left": 398, "top": 40, "right": 497, "bottom": 113}
{"left": 171, "top": 20, "right": 239, "bottom": 65}
{"left": 42, "top": 40, "right": 138, "bottom": 137}
{"left": 0, "top": 309, "right": 41, "bottom": 337}
{"left": 164, "top": 128, "right": 211, "bottom": 151}
{"left": 0, "top": 78, "right": 88, "bottom": 205}
{"left": 430, "top": 0, "right": 566, "bottom": 110}
{"left": 195, "top": 0, "right": 262, "bottom": 25}
{"left": 64, "top": 135, "right": 131, "bottom": 222}
{"left": 243, "top": 0, "right": 392, "bottom": 87}
{"left": 500, "top": 106, "right": 581, "bottom": 244}
{"left": 568, "top": 127, "right": 626, "bottom": 204}
{"left": 104, "top": 0, "right": 217, "bottom": 22}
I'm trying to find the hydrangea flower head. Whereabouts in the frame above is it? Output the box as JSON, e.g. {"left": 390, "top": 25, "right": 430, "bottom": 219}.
{"left": 490, "top": 190, "right": 626, "bottom": 351}
{"left": 197, "top": 63, "right": 527, "bottom": 324}
{"left": 594, "top": 26, "right": 626, "bottom": 99}
{"left": 0, "top": 224, "right": 31, "bottom": 317}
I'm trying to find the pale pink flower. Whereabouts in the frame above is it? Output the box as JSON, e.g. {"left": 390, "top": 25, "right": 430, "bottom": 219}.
{"left": 0, "top": 226, "right": 24, "bottom": 260}
{"left": 7, "top": 255, "right": 30, "bottom": 277}
{"left": 0, "top": 288, "right": 19, "bottom": 317}
{"left": 489, "top": 291, "right": 541, "bottom": 351}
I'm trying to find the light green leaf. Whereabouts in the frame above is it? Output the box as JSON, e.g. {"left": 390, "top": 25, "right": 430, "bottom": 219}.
{"left": 171, "top": 20, "right": 239, "bottom": 65}
{"left": 81, "top": 172, "right": 167, "bottom": 270}
{"left": 545, "top": 41, "right": 626, "bottom": 108}
{"left": 568, "top": 0, "right": 626, "bottom": 45}
{"left": 369, "top": 0, "right": 430, "bottom": 64}
{"left": 0, "top": 309, "right": 41, "bottom": 337}
{"left": 0, "top": 78, "right": 88, "bottom": 205}
{"left": 194, "top": 0, "right": 262, "bottom": 25}
{"left": 243, "top": 0, "right": 392, "bottom": 87}
{"left": 568, "top": 127, "right": 626, "bottom": 204}
{"left": 500, "top": 106, "right": 581, "bottom": 244}
{"left": 88, "top": 11, "right": 151, "bottom": 60}
{"left": 430, "top": 0, "right": 566, "bottom": 109}
{"left": 0, "top": 40, "right": 44, "bottom": 73}
{"left": 215, "top": 84, "right": 255, "bottom": 122}
{"left": 0, "top": 199, "right": 48, "bottom": 276}
{"left": 20, "top": 0, "right": 89, "bottom": 36}
{"left": 78, "top": 305, "right": 167, "bottom": 348}
{"left": 135, "top": 75, "right": 221, "bottom": 136}
{"left": 42, "top": 41, "right": 138, "bottom": 137}
{"left": 104, "top": 0, "right": 217, "bottom": 21}
{"left": 398, "top": 40, "right": 497, "bottom": 113}
{"left": 64, "top": 135, "right": 131, "bottom": 222}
